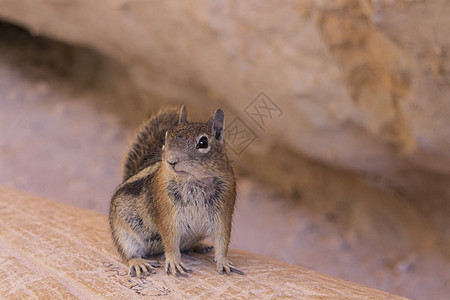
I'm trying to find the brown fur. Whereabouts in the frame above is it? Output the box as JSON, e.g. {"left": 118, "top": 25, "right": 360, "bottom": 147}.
{"left": 109, "top": 105, "right": 243, "bottom": 277}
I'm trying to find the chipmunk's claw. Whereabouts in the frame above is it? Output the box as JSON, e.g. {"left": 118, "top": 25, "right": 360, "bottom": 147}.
{"left": 216, "top": 258, "right": 244, "bottom": 276}
{"left": 128, "top": 257, "right": 160, "bottom": 278}
{"left": 165, "top": 257, "right": 192, "bottom": 277}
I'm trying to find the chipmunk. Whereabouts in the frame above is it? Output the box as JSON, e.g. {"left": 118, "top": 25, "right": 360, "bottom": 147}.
{"left": 109, "top": 105, "right": 244, "bottom": 278}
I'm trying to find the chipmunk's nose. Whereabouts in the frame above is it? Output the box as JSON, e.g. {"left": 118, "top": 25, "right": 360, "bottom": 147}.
{"left": 166, "top": 150, "right": 188, "bottom": 169}
{"left": 166, "top": 153, "right": 179, "bottom": 167}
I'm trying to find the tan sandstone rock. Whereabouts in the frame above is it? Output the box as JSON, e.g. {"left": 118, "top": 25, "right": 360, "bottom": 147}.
{"left": 0, "top": 185, "right": 407, "bottom": 299}
{"left": 0, "top": 0, "right": 448, "bottom": 216}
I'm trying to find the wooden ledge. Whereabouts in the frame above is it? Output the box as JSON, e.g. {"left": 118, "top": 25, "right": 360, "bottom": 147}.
{"left": 0, "top": 185, "right": 406, "bottom": 299}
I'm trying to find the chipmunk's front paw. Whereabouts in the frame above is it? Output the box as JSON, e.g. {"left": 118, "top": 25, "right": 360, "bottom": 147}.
{"left": 128, "top": 257, "right": 161, "bottom": 278}
{"left": 215, "top": 258, "right": 244, "bottom": 275}
{"left": 165, "top": 256, "right": 192, "bottom": 277}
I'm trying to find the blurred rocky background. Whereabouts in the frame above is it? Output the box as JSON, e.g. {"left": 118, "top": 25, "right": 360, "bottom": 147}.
{"left": 0, "top": 1, "right": 449, "bottom": 298}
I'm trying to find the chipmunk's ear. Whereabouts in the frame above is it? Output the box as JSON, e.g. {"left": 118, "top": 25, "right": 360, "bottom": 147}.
{"left": 209, "top": 108, "right": 225, "bottom": 143}
{"left": 178, "top": 104, "right": 187, "bottom": 124}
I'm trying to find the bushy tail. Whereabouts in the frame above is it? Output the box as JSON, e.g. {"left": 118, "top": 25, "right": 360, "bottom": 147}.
{"left": 122, "top": 107, "right": 179, "bottom": 181}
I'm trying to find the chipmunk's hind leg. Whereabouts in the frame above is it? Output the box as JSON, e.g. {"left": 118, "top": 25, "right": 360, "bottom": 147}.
{"left": 112, "top": 228, "right": 162, "bottom": 277}
{"left": 192, "top": 242, "right": 214, "bottom": 254}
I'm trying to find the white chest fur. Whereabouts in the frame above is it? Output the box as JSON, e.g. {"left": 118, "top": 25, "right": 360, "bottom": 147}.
{"left": 171, "top": 180, "right": 217, "bottom": 249}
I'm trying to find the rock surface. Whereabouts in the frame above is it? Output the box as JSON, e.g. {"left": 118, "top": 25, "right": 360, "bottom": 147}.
{"left": 1, "top": 22, "right": 449, "bottom": 299}
{"left": 1, "top": 0, "right": 450, "bottom": 297}
{"left": 0, "top": 185, "right": 408, "bottom": 299}
{"left": 0, "top": 0, "right": 449, "bottom": 195}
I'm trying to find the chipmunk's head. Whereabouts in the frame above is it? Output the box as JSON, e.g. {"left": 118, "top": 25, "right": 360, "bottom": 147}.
{"left": 162, "top": 105, "right": 230, "bottom": 181}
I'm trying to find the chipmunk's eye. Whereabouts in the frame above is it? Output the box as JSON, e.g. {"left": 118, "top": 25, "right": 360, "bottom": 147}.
{"left": 196, "top": 136, "right": 209, "bottom": 149}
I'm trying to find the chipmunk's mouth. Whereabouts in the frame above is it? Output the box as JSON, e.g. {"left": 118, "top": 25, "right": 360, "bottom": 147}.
{"left": 173, "top": 169, "right": 191, "bottom": 176}
{"left": 166, "top": 162, "right": 193, "bottom": 177}
{"left": 166, "top": 161, "right": 210, "bottom": 181}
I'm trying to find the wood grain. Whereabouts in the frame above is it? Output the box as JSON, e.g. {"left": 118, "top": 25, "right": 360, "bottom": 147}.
{"left": 0, "top": 185, "right": 407, "bottom": 299}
